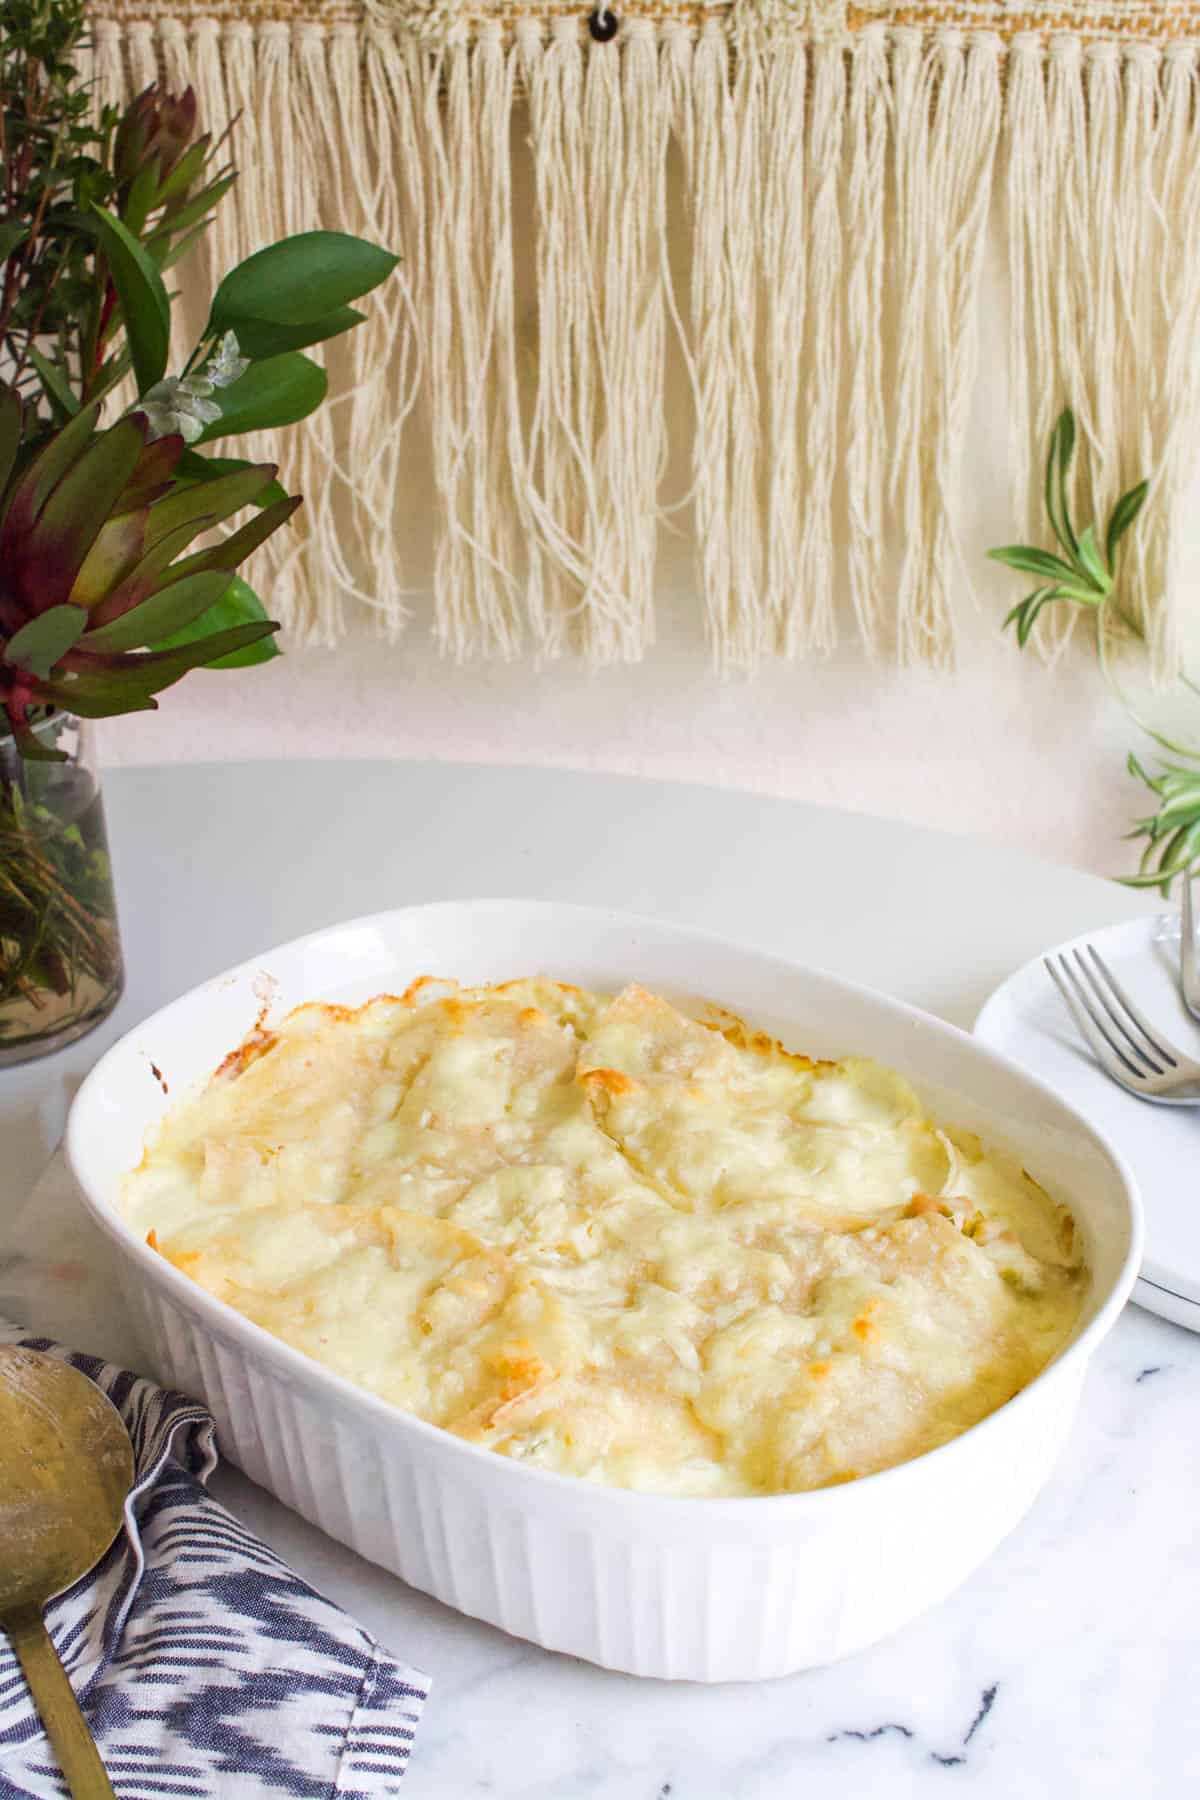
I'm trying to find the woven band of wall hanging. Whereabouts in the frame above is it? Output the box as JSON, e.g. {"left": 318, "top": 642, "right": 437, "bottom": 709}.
{"left": 86, "top": 0, "right": 1200, "bottom": 670}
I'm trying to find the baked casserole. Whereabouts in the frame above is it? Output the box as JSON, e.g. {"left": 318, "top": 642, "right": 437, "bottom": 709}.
{"left": 123, "top": 977, "right": 1086, "bottom": 1497}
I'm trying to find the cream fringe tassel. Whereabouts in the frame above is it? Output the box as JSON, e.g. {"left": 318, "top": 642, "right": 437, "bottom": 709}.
{"left": 1006, "top": 33, "right": 1200, "bottom": 673}
{"left": 89, "top": 18, "right": 1200, "bottom": 672}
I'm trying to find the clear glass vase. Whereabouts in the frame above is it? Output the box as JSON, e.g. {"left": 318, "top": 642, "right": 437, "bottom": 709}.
{"left": 0, "top": 711, "right": 124, "bottom": 1066}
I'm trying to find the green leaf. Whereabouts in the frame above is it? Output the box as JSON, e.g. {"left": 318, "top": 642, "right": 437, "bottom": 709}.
{"left": 1118, "top": 747, "right": 1200, "bottom": 895}
{"left": 80, "top": 570, "right": 234, "bottom": 652}
{"left": 86, "top": 346, "right": 134, "bottom": 407}
{"left": 1154, "top": 822, "right": 1192, "bottom": 874}
{"left": 155, "top": 138, "right": 215, "bottom": 205}
{"left": 1140, "top": 793, "right": 1200, "bottom": 832}
{"left": 153, "top": 573, "right": 282, "bottom": 668}
{"left": 5, "top": 604, "right": 87, "bottom": 678}
{"left": 227, "top": 306, "right": 366, "bottom": 360}
{"left": 147, "top": 171, "right": 236, "bottom": 249}
{"left": 121, "top": 156, "right": 162, "bottom": 238}
{"left": 1119, "top": 869, "right": 1182, "bottom": 891}
{"left": 209, "top": 231, "right": 398, "bottom": 334}
{"left": 195, "top": 353, "right": 327, "bottom": 441}
{"left": 1106, "top": 479, "right": 1149, "bottom": 569}
{"left": 0, "top": 222, "right": 30, "bottom": 264}
{"left": 987, "top": 545, "right": 1086, "bottom": 585}
{"left": 157, "top": 219, "right": 213, "bottom": 274}
{"left": 1003, "top": 586, "right": 1058, "bottom": 649}
{"left": 1075, "top": 522, "right": 1111, "bottom": 594}
{"left": 174, "top": 450, "right": 287, "bottom": 509}
{"left": 1045, "top": 408, "right": 1078, "bottom": 559}
{"left": 0, "top": 385, "right": 21, "bottom": 496}
{"left": 90, "top": 204, "right": 171, "bottom": 393}
{"left": 27, "top": 347, "right": 81, "bottom": 419}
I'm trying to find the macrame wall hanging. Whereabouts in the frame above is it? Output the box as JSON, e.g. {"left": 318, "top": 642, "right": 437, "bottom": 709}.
{"left": 85, "top": 0, "right": 1200, "bottom": 672}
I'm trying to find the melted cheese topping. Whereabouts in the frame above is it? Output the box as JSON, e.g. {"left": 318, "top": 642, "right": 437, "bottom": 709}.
{"left": 124, "top": 979, "right": 1086, "bottom": 1497}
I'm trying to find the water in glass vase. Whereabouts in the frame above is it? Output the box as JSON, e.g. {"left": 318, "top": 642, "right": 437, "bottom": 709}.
{"left": 0, "top": 712, "right": 124, "bottom": 1066}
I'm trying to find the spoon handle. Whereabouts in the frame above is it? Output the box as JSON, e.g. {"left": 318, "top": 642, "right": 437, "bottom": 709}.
{"left": 6, "top": 1606, "right": 118, "bottom": 1800}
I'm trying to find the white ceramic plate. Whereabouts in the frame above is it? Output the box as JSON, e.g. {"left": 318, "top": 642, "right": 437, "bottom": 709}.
{"left": 66, "top": 900, "right": 1141, "bottom": 1679}
{"left": 975, "top": 913, "right": 1200, "bottom": 1334}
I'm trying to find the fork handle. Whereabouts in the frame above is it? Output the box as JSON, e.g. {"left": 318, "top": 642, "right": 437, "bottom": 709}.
{"left": 5, "top": 1605, "right": 117, "bottom": 1799}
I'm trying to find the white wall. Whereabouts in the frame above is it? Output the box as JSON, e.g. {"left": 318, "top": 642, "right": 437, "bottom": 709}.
{"left": 96, "top": 574, "right": 1172, "bottom": 879}
{"left": 95, "top": 209, "right": 1200, "bottom": 884}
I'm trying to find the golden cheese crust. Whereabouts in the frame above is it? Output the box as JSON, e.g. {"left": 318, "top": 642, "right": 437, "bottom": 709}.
{"left": 123, "top": 978, "right": 1086, "bottom": 1497}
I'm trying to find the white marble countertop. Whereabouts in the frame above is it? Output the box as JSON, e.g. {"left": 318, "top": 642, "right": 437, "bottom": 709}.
{"left": 3, "top": 760, "right": 1198, "bottom": 1797}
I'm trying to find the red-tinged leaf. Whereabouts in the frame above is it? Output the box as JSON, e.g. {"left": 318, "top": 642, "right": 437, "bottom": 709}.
{"left": 161, "top": 494, "right": 301, "bottom": 586}
{"left": 70, "top": 509, "right": 149, "bottom": 608}
{"left": 173, "top": 451, "right": 287, "bottom": 509}
{"left": 153, "top": 573, "right": 280, "bottom": 668}
{"left": 114, "top": 87, "right": 154, "bottom": 180}
{"left": 5, "top": 704, "right": 69, "bottom": 761}
{"left": 141, "top": 87, "right": 198, "bottom": 177}
{"left": 0, "top": 401, "right": 102, "bottom": 557}
{"left": 35, "top": 675, "right": 161, "bottom": 719}
{"left": 143, "top": 463, "right": 279, "bottom": 549}
{"left": 16, "top": 418, "right": 147, "bottom": 610}
{"left": 59, "top": 620, "right": 278, "bottom": 697}
{"left": 133, "top": 619, "right": 280, "bottom": 689}
{"left": 80, "top": 571, "right": 233, "bottom": 653}
{"left": 117, "top": 429, "right": 186, "bottom": 513}
{"left": 4, "top": 604, "right": 88, "bottom": 678}
{"left": 86, "top": 517, "right": 216, "bottom": 627}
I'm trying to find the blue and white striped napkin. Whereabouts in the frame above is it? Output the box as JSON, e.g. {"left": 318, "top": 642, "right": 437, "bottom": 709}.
{"left": 0, "top": 1328, "right": 429, "bottom": 1799}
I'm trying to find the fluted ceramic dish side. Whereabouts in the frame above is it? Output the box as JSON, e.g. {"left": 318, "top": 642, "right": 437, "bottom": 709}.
{"left": 64, "top": 901, "right": 1142, "bottom": 1682}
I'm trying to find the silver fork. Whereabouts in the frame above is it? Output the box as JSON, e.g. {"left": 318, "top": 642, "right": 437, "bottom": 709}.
{"left": 1180, "top": 878, "right": 1200, "bottom": 1023}
{"left": 1045, "top": 943, "right": 1200, "bottom": 1104}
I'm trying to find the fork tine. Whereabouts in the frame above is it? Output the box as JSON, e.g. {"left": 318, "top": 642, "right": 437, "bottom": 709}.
{"left": 1044, "top": 957, "right": 1145, "bottom": 1084}
{"left": 1070, "top": 950, "right": 1168, "bottom": 1072}
{"left": 1082, "top": 945, "right": 1179, "bottom": 1068}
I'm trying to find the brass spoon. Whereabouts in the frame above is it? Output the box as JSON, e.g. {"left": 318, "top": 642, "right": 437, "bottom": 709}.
{"left": 0, "top": 1346, "right": 135, "bottom": 1799}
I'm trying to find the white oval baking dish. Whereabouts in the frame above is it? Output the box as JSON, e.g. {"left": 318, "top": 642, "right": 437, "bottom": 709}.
{"left": 65, "top": 900, "right": 1141, "bottom": 1682}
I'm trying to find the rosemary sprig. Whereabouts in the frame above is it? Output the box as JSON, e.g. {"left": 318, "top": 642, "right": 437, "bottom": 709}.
{"left": 990, "top": 409, "right": 1200, "bottom": 897}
